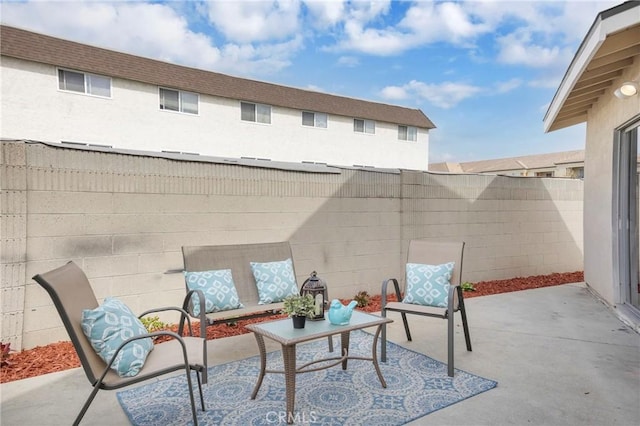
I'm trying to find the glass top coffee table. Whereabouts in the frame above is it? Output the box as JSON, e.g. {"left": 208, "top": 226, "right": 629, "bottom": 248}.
{"left": 245, "top": 310, "right": 393, "bottom": 424}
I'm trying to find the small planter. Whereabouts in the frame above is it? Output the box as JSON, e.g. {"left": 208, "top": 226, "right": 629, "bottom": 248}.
{"left": 282, "top": 294, "right": 315, "bottom": 329}
{"left": 292, "top": 315, "right": 306, "bottom": 329}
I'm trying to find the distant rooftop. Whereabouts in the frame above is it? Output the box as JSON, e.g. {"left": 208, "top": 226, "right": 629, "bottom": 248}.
{"left": 0, "top": 25, "right": 435, "bottom": 130}
{"left": 430, "top": 150, "right": 585, "bottom": 174}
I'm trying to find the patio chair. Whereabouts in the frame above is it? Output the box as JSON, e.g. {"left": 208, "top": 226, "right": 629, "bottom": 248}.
{"left": 380, "top": 240, "right": 472, "bottom": 377}
{"left": 32, "top": 261, "right": 208, "bottom": 426}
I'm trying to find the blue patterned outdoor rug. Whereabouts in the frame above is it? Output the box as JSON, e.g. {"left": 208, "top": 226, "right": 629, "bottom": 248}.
{"left": 117, "top": 330, "right": 497, "bottom": 425}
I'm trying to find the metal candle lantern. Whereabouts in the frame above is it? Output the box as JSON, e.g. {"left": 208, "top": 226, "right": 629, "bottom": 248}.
{"left": 301, "top": 271, "right": 327, "bottom": 320}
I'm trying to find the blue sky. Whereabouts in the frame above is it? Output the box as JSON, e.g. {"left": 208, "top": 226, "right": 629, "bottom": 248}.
{"left": 0, "top": 0, "right": 622, "bottom": 163}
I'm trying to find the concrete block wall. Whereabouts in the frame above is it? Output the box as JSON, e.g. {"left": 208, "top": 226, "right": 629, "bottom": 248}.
{"left": 0, "top": 141, "right": 584, "bottom": 349}
{"left": 400, "top": 172, "right": 583, "bottom": 282}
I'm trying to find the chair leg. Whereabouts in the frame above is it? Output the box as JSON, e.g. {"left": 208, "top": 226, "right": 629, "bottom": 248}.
{"left": 381, "top": 322, "right": 387, "bottom": 362}
{"left": 401, "top": 312, "right": 412, "bottom": 341}
{"left": 73, "top": 385, "right": 101, "bottom": 426}
{"left": 196, "top": 370, "right": 205, "bottom": 411}
{"left": 458, "top": 293, "right": 472, "bottom": 351}
{"left": 447, "top": 312, "right": 454, "bottom": 377}
{"left": 185, "top": 369, "right": 199, "bottom": 426}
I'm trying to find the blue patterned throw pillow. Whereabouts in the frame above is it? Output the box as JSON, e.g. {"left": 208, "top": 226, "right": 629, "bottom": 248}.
{"left": 183, "top": 269, "right": 244, "bottom": 316}
{"left": 81, "top": 297, "right": 153, "bottom": 377}
{"left": 403, "top": 262, "right": 455, "bottom": 308}
{"left": 250, "top": 258, "right": 299, "bottom": 304}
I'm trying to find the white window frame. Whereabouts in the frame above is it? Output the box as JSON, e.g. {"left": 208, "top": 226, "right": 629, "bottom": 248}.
{"left": 354, "top": 118, "right": 375, "bottom": 134}
{"left": 302, "top": 111, "right": 327, "bottom": 128}
{"left": 57, "top": 68, "right": 111, "bottom": 98}
{"left": 398, "top": 125, "right": 418, "bottom": 141}
{"left": 241, "top": 101, "right": 271, "bottom": 124}
{"left": 159, "top": 88, "right": 199, "bottom": 115}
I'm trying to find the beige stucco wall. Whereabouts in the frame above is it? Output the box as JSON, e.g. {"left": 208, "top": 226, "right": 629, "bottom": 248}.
{"left": 0, "top": 141, "right": 583, "bottom": 349}
{"left": 583, "top": 62, "right": 640, "bottom": 305}
{"left": 0, "top": 56, "right": 429, "bottom": 170}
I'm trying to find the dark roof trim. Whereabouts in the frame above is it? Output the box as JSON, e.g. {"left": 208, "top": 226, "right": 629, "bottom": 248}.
{"left": 0, "top": 25, "right": 435, "bottom": 129}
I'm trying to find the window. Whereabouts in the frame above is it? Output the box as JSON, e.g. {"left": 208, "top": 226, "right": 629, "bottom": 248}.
{"left": 568, "top": 167, "right": 584, "bottom": 179}
{"left": 354, "top": 118, "right": 375, "bottom": 134}
{"left": 398, "top": 125, "right": 417, "bottom": 141}
{"left": 302, "top": 111, "right": 327, "bottom": 128}
{"left": 241, "top": 102, "right": 271, "bottom": 124}
{"left": 159, "top": 88, "right": 198, "bottom": 114}
{"left": 58, "top": 69, "right": 111, "bottom": 97}
{"left": 535, "top": 171, "right": 554, "bottom": 177}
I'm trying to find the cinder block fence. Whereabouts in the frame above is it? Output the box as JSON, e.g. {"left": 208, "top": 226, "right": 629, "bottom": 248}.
{"left": 0, "top": 140, "right": 583, "bottom": 349}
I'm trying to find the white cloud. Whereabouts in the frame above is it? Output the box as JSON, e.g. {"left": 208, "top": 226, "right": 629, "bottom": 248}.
{"left": 0, "top": 1, "right": 223, "bottom": 69}
{"left": 401, "top": 2, "right": 490, "bottom": 44}
{"left": 329, "top": 0, "right": 564, "bottom": 57}
{"left": 495, "top": 78, "right": 522, "bottom": 94}
{"left": 336, "top": 56, "right": 360, "bottom": 67}
{"left": 0, "top": 0, "right": 305, "bottom": 76}
{"left": 496, "top": 31, "right": 571, "bottom": 68}
{"left": 218, "top": 34, "right": 304, "bottom": 75}
{"left": 347, "top": 1, "right": 392, "bottom": 23}
{"left": 324, "top": 0, "right": 415, "bottom": 56}
{"left": 379, "top": 86, "right": 408, "bottom": 101}
{"left": 205, "top": 0, "right": 301, "bottom": 43}
{"left": 303, "top": 0, "right": 346, "bottom": 28}
{"left": 0, "top": 0, "right": 625, "bottom": 97}
{"left": 325, "top": 0, "right": 622, "bottom": 68}
{"left": 381, "top": 80, "right": 483, "bottom": 109}
{"left": 340, "top": 21, "right": 413, "bottom": 55}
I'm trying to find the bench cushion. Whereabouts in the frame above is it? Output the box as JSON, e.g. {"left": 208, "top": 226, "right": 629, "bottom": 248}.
{"left": 181, "top": 242, "right": 298, "bottom": 320}
{"left": 250, "top": 258, "right": 299, "bottom": 304}
{"left": 184, "top": 269, "right": 244, "bottom": 316}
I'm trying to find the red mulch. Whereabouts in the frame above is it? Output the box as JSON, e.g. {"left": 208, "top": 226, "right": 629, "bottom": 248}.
{"left": 0, "top": 271, "right": 583, "bottom": 384}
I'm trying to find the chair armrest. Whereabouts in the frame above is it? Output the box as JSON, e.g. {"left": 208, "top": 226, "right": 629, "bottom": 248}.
{"left": 180, "top": 289, "right": 207, "bottom": 339}
{"left": 181, "top": 289, "right": 206, "bottom": 317}
{"left": 381, "top": 278, "right": 401, "bottom": 309}
{"left": 447, "top": 284, "right": 461, "bottom": 313}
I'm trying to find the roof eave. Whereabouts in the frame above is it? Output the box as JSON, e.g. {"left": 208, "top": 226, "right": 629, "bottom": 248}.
{"left": 543, "top": 1, "right": 640, "bottom": 133}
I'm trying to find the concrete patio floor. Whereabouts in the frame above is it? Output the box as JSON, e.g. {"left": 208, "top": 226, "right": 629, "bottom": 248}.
{"left": 1, "top": 282, "right": 639, "bottom": 425}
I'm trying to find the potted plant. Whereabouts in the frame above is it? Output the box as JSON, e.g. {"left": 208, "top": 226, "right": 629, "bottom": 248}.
{"left": 282, "top": 294, "right": 316, "bottom": 328}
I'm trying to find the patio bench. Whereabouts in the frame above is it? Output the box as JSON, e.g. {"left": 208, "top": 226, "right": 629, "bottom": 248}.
{"left": 178, "top": 241, "right": 302, "bottom": 329}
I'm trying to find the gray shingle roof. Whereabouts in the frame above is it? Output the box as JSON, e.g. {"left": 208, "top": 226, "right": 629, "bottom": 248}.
{"left": 1, "top": 25, "right": 435, "bottom": 129}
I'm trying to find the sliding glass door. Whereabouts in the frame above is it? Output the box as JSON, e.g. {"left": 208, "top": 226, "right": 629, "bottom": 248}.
{"left": 614, "top": 114, "right": 640, "bottom": 312}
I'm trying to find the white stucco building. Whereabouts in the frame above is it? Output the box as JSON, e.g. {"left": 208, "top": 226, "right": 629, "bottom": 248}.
{"left": 0, "top": 25, "right": 435, "bottom": 170}
{"left": 544, "top": 1, "right": 640, "bottom": 329}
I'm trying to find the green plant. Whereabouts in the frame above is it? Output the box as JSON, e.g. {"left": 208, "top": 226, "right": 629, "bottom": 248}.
{"left": 282, "top": 294, "right": 316, "bottom": 318}
{"left": 461, "top": 282, "right": 476, "bottom": 292}
{"left": 1, "top": 342, "right": 13, "bottom": 367}
{"left": 140, "top": 315, "right": 169, "bottom": 333}
{"left": 354, "top": 290, "right": 371, "bottom": 308}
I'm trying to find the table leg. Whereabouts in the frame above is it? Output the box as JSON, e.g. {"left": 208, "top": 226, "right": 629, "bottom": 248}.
{"left": 371, "top": 325, "right": 387, "bottom": 388}
{"left": 250, "top": 333, "right": 267, "bottom": 399}
{"left": 340, "top": 331, "right": 350, "bottom": 370}
{"left": 282, "top": 344, "right": 297, "bottom": 425}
